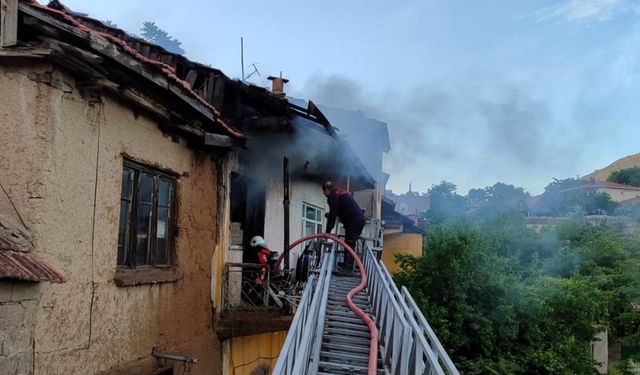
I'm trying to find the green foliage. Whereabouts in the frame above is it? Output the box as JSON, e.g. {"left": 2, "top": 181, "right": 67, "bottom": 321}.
{"left": 467, "top": 182, "right": 530, "bottom": 220}
{"left": 562, "top": 191, "right": 620, "bottom": 215}
{"left": 608, "top": 167, "right": 640, "bottom": 187}
{"left": 394, "top": 216, "right": 640, "bottom": 374}
{"left": 424, "top": 181, "right": 466, "bottom": 224}
{"left": 140, "top": 21, "right": 185, "bottom": 55}
{"left": 539, "top": 177, "right": 620, "bottom": 216}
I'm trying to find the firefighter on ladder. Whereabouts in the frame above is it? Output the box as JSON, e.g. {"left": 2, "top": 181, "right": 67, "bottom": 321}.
{"left": 322, "top": 181, "right": 366, "bottom": 276}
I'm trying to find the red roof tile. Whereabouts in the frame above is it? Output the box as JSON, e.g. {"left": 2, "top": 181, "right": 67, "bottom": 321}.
{"left": 0, "top": 250, "right": 66, "bottom": 283}
{"left": 1, "top": 190, "right": 66, "bottom": 283}
{"left": 23, "top": 0, "right": 244, "bottom": 139}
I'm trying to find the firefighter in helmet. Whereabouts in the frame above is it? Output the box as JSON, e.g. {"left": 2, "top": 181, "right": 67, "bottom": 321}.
{"left": 250, "top": 235, "right": 273, "bottom": 285}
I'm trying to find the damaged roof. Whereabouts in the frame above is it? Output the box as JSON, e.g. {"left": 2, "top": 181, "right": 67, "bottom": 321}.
{"left": 13, "top": 0, "right": 244, "bottom": 140}
{"left": 0, "top": 188, "right": 65, "bottom": 283}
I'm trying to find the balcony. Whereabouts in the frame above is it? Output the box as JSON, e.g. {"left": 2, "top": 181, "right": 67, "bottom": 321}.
{"left": 216, "top": 262, "right": 300, "bottom": 339}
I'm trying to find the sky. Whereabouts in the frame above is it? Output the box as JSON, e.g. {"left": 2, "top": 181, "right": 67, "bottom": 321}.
{"left": 55, "top": 0, "right": 640, "bottom": 195}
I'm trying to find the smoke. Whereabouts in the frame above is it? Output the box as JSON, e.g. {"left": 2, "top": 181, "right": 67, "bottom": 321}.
{"left": 295, "top": 72, "right": 593, "bottom": 195}
{"left": 240, "top": 118, "right": 366, "bottom": 189}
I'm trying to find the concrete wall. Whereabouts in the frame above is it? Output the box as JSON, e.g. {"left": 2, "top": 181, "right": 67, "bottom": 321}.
{"left": 0, "top": 282, "right": 39, "bottom": 375}
{"left": 381, "top": 232, "right": 423, "bottom": 274}
{"left": 222, "top": 331, "right": 286, "bottom": 375}
{"left": 0, "top": 62, "right": 223, "bottom": 374}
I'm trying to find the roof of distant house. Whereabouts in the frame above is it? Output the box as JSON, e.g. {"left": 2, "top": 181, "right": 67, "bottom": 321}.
{"left": 381, "top": 197, "right": 425, "bottom": 235}
{"left": 386, "top": 191, "right": 430, "bottom": 215}
{"left": 562, "top": 181, "right": 640, "bottom": 192}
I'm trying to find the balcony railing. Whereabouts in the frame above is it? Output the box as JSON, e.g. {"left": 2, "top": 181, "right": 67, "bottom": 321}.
{"left": 221, "top": 263, "right": 276, "bottom": 311}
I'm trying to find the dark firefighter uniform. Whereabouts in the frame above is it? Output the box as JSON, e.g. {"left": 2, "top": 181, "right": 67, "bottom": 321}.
{"left": 325, "top": 188, "right": 366, "bottom": 270}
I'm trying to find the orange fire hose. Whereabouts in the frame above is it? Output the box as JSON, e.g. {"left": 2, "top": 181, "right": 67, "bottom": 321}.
{"left": 279, "top": 233, "right": 378, "bottom": 375}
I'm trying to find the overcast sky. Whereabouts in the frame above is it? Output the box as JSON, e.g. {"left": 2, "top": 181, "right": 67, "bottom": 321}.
{"left": 57, "top": 0, "right": 640, "bottom": 195}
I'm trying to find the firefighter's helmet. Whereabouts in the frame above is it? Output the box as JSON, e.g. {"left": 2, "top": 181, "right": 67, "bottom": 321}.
{"left": 250, "top": 235, "right": 267, "bottom": 248}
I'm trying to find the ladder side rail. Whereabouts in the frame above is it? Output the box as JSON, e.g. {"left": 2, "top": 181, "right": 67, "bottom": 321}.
{"left": 309, "top": 247, "right": 335, "bottom": 372}
{"left": 271, "top": 273, "right": 316, "bottom": 375}
{"left": 374, "top": 251, "right": 447, "bottom": 375}
{"left": 401, "top": 286, "right": 460, "bottom": 375}
{"left": 273, "top": 246, "right": 331, "bottom": 375}
{"left": 290, "top": 249, "right": 333, "bottom": 374}
{"left": 363, "top": 245, "right": 413, "bottom": 375}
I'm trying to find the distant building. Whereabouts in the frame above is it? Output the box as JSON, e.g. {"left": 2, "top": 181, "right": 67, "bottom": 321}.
{"left": 381, "top": 196, "right": 425, "bottom": 273}
{"left": 562, "top": 181, "right": 640, "bottom": 203}
{"left": 385, "top": 189, "right": 430, "bottom": 224}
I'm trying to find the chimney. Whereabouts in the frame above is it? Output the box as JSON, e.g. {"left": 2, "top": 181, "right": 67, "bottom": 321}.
{"left": 267, "top": 74, "right": 289, "bottom": 98}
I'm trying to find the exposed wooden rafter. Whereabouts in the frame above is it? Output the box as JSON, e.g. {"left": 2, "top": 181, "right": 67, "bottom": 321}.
{"left": 0, "top": 0, "right": 18, "bottom": 47}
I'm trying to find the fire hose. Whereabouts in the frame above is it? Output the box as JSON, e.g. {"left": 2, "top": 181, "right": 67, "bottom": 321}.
{"left": 278, "top": 233, "right": 378, "bottom": 375}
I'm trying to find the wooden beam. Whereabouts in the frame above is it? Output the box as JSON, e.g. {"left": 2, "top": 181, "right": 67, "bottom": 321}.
{"left": 204, "top": 132, "right": 241, "bottom": 148}
{"left": 0, "top": 0, "right": 18, "bottom": 47}
{"left": 0, "top": 46, "right": 53, "bottom": 58}
{"left": 205, "top": 72, "right": 215, "bottom": 102}
{"left": 184, "top": 69, "right": 198, "bottom": 87}
{"left": 18, "top": 4, "right": 222, "bottom": 128}
{"left": 90, "top": 78, "right": 172, "bottom": 121}
{"left": 212, "top": 75, "right": 225, "bottom": 111}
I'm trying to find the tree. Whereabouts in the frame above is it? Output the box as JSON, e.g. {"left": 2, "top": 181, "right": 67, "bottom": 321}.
{"left": 425, "top": 181, "right": 466, "bottom": 224}
{"left": 608, "top": 167, "right": 640, "bottom": 187}
{"left": 394, "top": 221, "right": 605, "bottom": 374}
{"left": 103, "top": 20, "right": 118, "bottom": 28}
{"left": 467, "top": 182, "right": 530, "bottom": 220}
{"left": 140, "top": 21, "right": 185, "bottom": 55}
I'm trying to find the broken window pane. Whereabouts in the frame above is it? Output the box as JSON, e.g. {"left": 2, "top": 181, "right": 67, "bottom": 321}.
{"left": 136, "top": 203, "right": 152, "bottom": 266}
{"left": 121, "top": 168, "right": 134, "bottom": 200}
{"left": 158, "top": 178, "right": 172, "bottom": 207}
{"left": 156, "top": 207, "right": 169, "bottom": 264}
{"left": 117, "top": 200, "right": 130, "bottom": 265}
{"left": 117, "top": 168, "right": 135, "bottom": 266}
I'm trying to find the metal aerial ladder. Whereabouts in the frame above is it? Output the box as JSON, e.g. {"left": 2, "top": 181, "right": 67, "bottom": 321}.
{"left": 273, "top": 233, "right": 461, "bottom": 375}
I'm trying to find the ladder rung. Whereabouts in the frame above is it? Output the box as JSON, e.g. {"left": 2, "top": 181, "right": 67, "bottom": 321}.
{"left": 324, "top": 327, "right": 371, "bottom": 338}
{"left": 320, "top": 350, "right": 369, "bottom": 365}
{"left": 321, "top": 341, "right": 371, "bottom": 353}
{"left": 325, "top": 321, "right": 370, "bottom": 332}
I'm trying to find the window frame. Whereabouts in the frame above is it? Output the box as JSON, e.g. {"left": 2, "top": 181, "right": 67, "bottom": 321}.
{"left": 118, "top": 159, "right": 177, "bottom": 270}
{"left": 301, "top": 202, "right": 324, "bottom": 238}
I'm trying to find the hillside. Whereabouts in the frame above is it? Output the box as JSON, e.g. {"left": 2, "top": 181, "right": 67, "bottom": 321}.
{"left": 583, "top": 153, "right": 640, "bottom": 181}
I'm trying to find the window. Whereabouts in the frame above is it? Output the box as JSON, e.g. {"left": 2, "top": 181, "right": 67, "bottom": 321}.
{"left": 302, "top": 203, "right": 323, "bottom": 238}
{"left": 118, "top": 160, "right": 175, "bottom": 268}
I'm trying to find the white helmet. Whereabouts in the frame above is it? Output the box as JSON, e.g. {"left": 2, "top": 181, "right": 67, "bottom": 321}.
{"left": 250, "top": 236, "right": 267, "bottom": 248}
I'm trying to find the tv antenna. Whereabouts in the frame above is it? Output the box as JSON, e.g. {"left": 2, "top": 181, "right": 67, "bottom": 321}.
{"left": 240, "top": 37, "right": 261, "bottom": 82}
{"left": 245, "top": 63, "right": 261, "bottom": 80}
